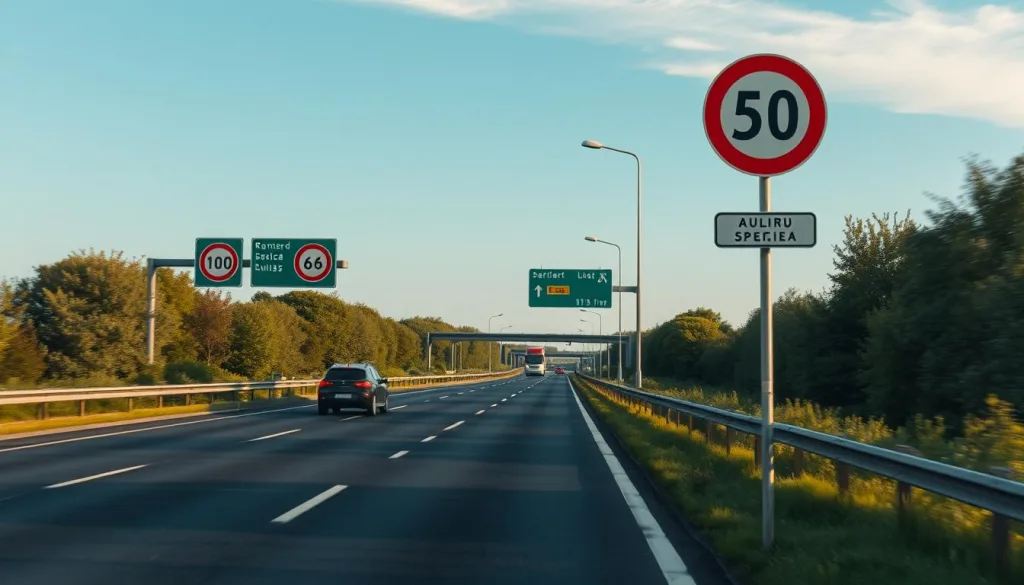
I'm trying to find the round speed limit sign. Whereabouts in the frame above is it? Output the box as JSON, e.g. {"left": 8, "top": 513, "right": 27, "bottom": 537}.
{"left": 198, "top": 243, "right": 240, "bottom": 283}
{"left": 294, "top": 243, "right": 333, "bottom": 283}
{"left": 703, "top": 53, "right": 827, "bottom": 177}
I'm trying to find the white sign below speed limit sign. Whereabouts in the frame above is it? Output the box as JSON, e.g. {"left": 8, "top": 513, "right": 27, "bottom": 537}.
{"left": 703, "top": 53, "right": 827, "bottom": 177}
{"left": 293, "top": 243, "right": 333, "bottom": 283}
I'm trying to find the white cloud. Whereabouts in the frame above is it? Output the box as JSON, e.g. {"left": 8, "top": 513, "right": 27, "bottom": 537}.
{"left": 336, "top": 0, "right": 1024, "bottom": 129}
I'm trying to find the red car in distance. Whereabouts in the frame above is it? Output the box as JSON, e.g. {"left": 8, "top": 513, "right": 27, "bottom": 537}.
{"left": 555, "top": 367, "right": 565, "bottom": 375}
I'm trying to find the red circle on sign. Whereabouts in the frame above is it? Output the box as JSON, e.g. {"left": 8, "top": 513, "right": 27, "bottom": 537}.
{"left": 198, "top": 243, "right": 239, "bottom": 283}
{"left": 293, "top": 243, "right": 333, "bottom": 282}
{"left": 703, "top": 53, "right": 827, "bottom": 177}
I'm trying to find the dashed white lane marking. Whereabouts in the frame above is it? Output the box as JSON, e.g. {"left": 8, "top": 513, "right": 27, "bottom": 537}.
{"left": 0, "top": 404, "right": 314, "bottom": 454}
{"left": 470, "top": 389, "right": 477, "bottom": 392}
{"left": 340, "top": 415, "right": 361, "bottom": 421}
{"left": 45, "top": 464, "right": 149, "bottom": 489}
{"left": 390, "top": 405, "right": 408, "bottom": 410}
{"left": 475, "top": 410, "right": 485, "bottom": 415}
{"left": 458, "top": 392, "right": 464, "bottom": 395}
{"left": 442, "top": 421, "right": 464, "bottom": 432}
{"left": 501, "top": 398, "right": 507, "bottom": 402}
{"left": 271, "top": 485, "right": 348, "bottom": 524}
{"left": 247, "top": 429, "right": 301, "bottom": 442}
{"left": 568, "top": 379, "right": 696, "bottom": 585}
{"left": 389, "top": 450, "right": 409, "bottom": 459}
{"left": 424, "top": 400, "right": 430, "bottom": 403}
{"left": 421, "top": 435, "right": 436, "bottom": 443}
{"left": 440, "top": 396, "right": 450, "bottom": 400}
{"left": 491, "top": 404, "right": 498, "bottom": 408}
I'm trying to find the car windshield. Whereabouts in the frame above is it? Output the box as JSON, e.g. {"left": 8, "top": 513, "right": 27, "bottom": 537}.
{"left": 325, "top": 368, "right": 367, "bottom": 381}
{"left": 525, "top": 355, "right": 544, "bottom": 364}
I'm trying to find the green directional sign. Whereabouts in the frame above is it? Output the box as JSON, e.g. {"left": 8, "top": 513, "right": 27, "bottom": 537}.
{"left": 528, "top": 268, "right": 612, "bottom": 308}
{"left": 251, "top": 238, "right": 337, "bottom": 288}
{"left": 195, "top": 238, "right": 244, "bottom": 288}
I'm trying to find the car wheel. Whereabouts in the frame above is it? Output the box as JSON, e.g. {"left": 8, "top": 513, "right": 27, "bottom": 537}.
{"left": 367, "top": 395, "right": 377, "bottom": 416}
{"left": 381, "top": 394, "right": 389, "bottom": 414}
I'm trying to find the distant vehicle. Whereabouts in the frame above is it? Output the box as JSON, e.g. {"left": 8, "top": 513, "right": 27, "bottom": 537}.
{"left": 317, "top": 363, "right": 390, "bottom": 416}
{"left": 524, "top": 347, "right": 546, "bottom": 376}
{"left": 555, "top": 367, "right": 565, "bottom": 375}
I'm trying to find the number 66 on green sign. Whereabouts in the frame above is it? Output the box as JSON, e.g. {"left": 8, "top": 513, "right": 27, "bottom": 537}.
{"left": 250, "top": 238, "right": 338, "bottom": 288}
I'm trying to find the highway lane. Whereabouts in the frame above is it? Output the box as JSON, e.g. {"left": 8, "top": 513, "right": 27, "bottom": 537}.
{"left": 0, "top": 375, "right": 523, "bottom": 497}
{"left": 0, "top": 374, "right": 720, "bottom": 585}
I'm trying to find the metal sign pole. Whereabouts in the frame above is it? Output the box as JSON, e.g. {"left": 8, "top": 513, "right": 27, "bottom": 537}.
{"left": 759, "top": 176, "right": 775, "bottom": 549}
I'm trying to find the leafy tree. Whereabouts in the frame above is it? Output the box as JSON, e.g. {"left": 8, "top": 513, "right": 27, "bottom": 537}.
{"left": 0, "top": 322, "right": 47, "bottom": 385}
{"left": 12, "top": 251, "right": 151, "bottom": 380}
{"left": 183, "top": 290, "right": 233, "bottom": 365}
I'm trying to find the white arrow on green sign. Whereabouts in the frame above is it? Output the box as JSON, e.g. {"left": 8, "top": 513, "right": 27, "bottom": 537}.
{"left": 528, "top": 269, "right": 612, "bottom": 308}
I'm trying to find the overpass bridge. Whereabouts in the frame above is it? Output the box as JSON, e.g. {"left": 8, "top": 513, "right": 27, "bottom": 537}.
{"left": 426, "top": 331, "right": 634, "bottom": 372}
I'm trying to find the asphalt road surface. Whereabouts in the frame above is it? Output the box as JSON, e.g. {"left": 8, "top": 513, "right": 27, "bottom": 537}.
{"left": 0, "top": 374, "right": 727, "bottom": 585}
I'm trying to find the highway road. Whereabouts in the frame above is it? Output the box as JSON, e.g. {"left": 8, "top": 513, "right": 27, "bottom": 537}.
{"left": 0, "top": 374, "right": 727, "bottom": 585}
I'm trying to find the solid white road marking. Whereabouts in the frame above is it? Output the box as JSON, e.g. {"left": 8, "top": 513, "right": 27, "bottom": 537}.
{"left": 340, "top": 415, "right": 361, "bottom": 421}
{"left": 247, "top": 429, "right": 301, "bottom": 442}
{"left": 45, "top": 464, "right": 149, "bottom": 489}
{"left": 442, "top": 421, "right": 464, "bottom": 431}
{"left": 271, "top": 485, "right": 348, "bottom": 524}
{"left": 390, "top": 405, "right": 408, "bottom": 410}
{"left": 389, "top": 450, "right": 409, "bottom": 459}
{"left": 568, "top": 379, "right": 696, "bottom": 585}
{"left": 475, "top": 410, "right": 485, "bottom": 415}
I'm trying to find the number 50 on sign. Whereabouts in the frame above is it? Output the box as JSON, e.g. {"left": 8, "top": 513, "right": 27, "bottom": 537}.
{"left": 703, "top": 53, "right": 827, "bottom": 177}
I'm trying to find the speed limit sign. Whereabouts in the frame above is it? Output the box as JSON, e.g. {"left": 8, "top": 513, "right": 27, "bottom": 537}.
{"left": 703, "top": 53, "right": 827, "bottom": 176}
{"left": 294, "top": 243, "right": 333, "bottom": 283}
{"left": 195, "top": 238, "right": 243, "bottom": 288}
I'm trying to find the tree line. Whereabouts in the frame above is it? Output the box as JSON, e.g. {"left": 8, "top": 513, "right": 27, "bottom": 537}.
{"left": 0, "top": 254, "right": 504, "bottom": 387}
{"left": 636, "top": 152, "right": 1024, "bottom": 434}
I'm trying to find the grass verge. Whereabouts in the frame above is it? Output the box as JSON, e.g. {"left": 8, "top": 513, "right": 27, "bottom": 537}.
{"left": 574, "top": 376, "right": 1022, "bottom": 585}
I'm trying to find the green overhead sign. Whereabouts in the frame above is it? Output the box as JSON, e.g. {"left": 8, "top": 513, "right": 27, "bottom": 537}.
{"left": 250, "top": 238, "right": 337, "bottom": 288}
{"left": 194, "top": 238, "right": 244, "bottom": 288}
{"left": 528, "top": 269, "right": 612, "bottom": 308}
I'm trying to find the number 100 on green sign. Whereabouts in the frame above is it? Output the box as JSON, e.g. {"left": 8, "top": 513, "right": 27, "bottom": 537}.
{"left": 195, "top": 238, "right": 243, "bottom": 288}
{"left": 250, "top": 238, "right": 337, "bottom": 288}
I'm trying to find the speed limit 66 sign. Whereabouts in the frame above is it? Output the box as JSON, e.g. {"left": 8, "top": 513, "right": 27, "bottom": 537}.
{"left": 195, "top": 238, "right": 244, "bottom": 288}
{"left": 250, "top": 238, "right": 337, "bottom": 288}
{"left": 703, "top": 53, "right": 827, "bottom": 177}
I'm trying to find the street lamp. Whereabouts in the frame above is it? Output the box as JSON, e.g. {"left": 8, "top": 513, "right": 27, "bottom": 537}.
{"left": 580, "top": 318, "right": 600, "bottom": 377}
{"left": 581, "top": 309, "right": 605, "bottom": 378}
{"left": 488, "top": 313, "right": 503, "bottom": 372}
{"left": 499, "top": 325, "right": 512, "bottom": 367}
{"left": 582, "top": 139, "right": 643, "bottom": 388}
{"left": 585, "top": 236, "right": 623, "bottom": 382}
{"left": 577, "top": 328, "right": 591, "bottom": 373}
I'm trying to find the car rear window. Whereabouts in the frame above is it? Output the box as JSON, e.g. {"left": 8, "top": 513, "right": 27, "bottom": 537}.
{"left": 324, "top": 368, "right": 367, "bottom": 381}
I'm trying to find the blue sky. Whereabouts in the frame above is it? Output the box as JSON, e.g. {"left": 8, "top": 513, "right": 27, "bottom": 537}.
{"left": 1, "top": 0, "right": 1022, "bottom": 337}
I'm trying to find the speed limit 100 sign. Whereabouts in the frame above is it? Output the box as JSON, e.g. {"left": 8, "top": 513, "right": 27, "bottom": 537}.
{"left": 195, "top": 238, "right": 244, "bottom": 288}
{"left": 703, "top": 53, "right": 827, "bottom": 177}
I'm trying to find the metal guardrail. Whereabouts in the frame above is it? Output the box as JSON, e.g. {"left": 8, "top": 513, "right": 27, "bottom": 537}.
{"left": 577, "top": 374, "right": 1024, "bottom": 577}
{"left": 0, "top": 369, "right": 520, "bottom": 419}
